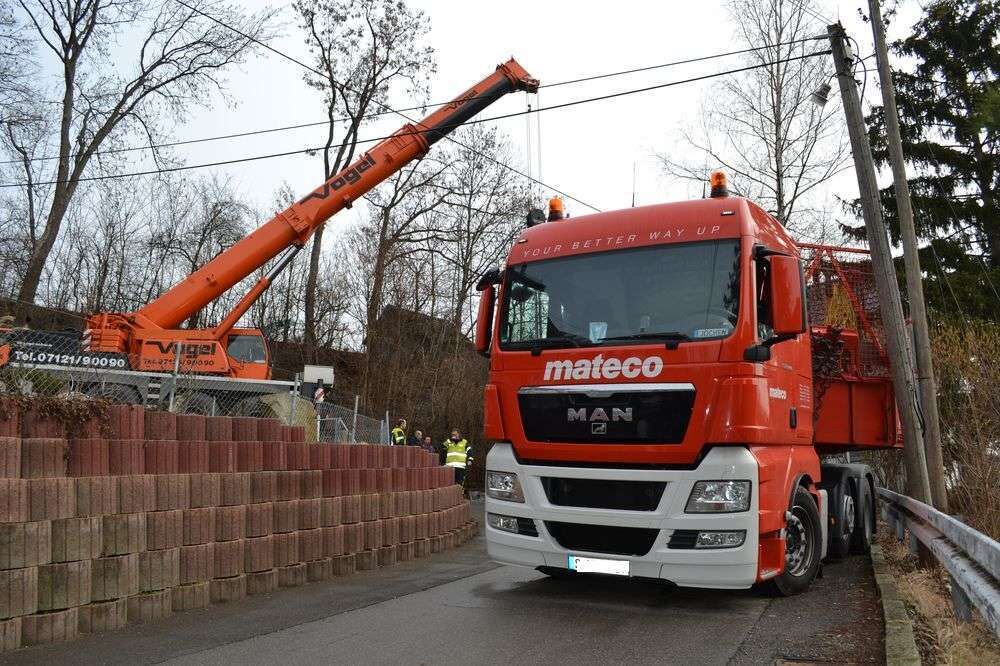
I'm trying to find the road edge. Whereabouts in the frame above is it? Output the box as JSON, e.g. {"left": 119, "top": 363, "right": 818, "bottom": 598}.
{"left": 871, "top": 544, "right": 921, "bottom": 665}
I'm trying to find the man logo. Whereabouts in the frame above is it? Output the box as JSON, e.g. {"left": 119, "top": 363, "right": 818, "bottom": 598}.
{"left": 591, "top": 423, "right": 607, "bottom": 435}
{"left": 567, "top": 407, "right": 633, "bottom": 423}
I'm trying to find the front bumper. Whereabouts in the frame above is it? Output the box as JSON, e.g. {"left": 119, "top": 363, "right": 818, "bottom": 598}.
{"left": 485, "top": 444, "right": 760, "bottom": 589}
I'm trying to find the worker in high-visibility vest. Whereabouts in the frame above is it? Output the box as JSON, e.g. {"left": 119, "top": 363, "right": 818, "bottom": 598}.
{"left": 390, "top": 419, "right": 407, "bottom": 446}
{"left": 442, "top": 429, "right": 473, "bottom": 485}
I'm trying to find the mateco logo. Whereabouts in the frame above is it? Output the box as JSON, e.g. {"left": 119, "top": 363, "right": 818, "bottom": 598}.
{"left": 542, "top": 354, "right": 664, "bottom": 381}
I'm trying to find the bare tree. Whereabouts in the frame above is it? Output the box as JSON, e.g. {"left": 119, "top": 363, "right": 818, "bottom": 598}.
{"left": 658, "top": 0, "right": 848, "bottom": 237}
{"left": 8, "top": 0, "right": 274, "bottom": 322}
{"left": 0, "top": 0, "right": 31, "bottom": 109}
{"left": 293, "top": 0, "right": 434, "bottom": 360}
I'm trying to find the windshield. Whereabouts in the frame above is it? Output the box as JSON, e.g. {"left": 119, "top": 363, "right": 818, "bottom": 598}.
{"left": 227, "top": 334, "right": 267, "bottom": 363}
{"left": 500, "top": 239, "right": 741, "bottom": 349}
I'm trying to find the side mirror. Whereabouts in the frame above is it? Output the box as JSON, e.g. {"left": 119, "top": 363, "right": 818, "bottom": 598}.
{"left": 475, "top": 284, "right": 495, "bottom": 356}
{"left": 768, "top": 254, "right": 807, "bottom": 337}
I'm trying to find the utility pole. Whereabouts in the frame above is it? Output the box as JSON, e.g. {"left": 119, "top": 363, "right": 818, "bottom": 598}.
{"left": 868, "top": 0, "right": 948, "bottom": 512}
{"left": 828, "top": 24, "right": 932, "bottom": 504}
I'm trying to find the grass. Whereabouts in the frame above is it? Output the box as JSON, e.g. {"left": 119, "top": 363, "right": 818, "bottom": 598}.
{"left": 878, "top": 532, "right": 1000, "bottom": 664}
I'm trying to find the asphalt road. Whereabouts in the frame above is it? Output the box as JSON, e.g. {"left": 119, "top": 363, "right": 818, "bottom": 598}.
{"left": 9, "top": 511, "right": 883, "bottom": 665}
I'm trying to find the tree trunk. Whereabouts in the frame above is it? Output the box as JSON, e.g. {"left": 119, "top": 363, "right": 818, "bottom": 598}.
{"left": 303, "top": 227, "right": 325, "bottom": 362}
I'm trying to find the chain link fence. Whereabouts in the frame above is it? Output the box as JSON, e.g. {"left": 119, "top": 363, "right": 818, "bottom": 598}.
{"left": 1, "top": 310, "right": 388, "bottom": 443}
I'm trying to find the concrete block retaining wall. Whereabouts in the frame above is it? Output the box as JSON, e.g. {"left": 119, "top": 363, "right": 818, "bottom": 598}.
{"left": 0, "top": 405, "right": 476, "bottom": 651}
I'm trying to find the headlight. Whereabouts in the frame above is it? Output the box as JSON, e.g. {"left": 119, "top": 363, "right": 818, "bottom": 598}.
{"left": 695, "top": 530, "right": 746, "bottom": 548}
{"left": 486, "top": 471, "right": 524, "bottom": 502}
{"left": 486, "top": 513, "right": 520, "bottom": 533}
{"left": 685, "top": 480, "right": 751, "bottom": 513}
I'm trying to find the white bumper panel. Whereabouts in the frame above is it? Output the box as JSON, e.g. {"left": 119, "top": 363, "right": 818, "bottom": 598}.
{"left": 485, "top": 444, "right": 760, "bottom": 589}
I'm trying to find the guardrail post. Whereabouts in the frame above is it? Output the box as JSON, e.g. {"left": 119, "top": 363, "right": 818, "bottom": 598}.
{"left": 907, "top": 531, "right": 920, "bottom": 557}
{"left": 948, "top": 574, "right": 974, "bottom": 623}
{"left": 895, "top": 513, "right": 906, "bottom": 542}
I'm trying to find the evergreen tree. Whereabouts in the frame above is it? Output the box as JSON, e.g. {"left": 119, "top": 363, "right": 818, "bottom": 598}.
{"left": 853, "top": 0, "right": 1000, "bottom": 320}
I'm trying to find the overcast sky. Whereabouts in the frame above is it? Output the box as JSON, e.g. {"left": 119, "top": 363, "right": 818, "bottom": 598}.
{"left": 115, "top": 0, "right": 923, "bottom": 240}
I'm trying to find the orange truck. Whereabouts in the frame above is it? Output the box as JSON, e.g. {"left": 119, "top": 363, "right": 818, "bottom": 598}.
{"left": 1, "top": 60, "right": 538, "bottom": 408}
{"left": 476, "top": 174, "right": 900, "bottom": 595}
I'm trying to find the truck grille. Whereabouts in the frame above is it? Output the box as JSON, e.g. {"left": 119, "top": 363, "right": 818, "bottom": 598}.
{"left": 544, "top": 521, "right": 659, "bottom": 556}
{"left": 666, "top": 529, "right": 699, "bottom": 549}
{"left": 518, "top": 385, "right": 695, "bottom": 444}
{"left": 541, "top": 477, "right": 666, "bottom": 511}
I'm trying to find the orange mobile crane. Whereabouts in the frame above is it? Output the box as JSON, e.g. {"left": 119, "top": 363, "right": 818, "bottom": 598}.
{"left": 3, "top": 60, "right": 537, "bottom": 385}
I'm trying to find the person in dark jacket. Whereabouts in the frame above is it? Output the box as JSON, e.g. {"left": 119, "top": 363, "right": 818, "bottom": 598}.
{"left": 406, "top": 429, "right": 422, "bottom": 447}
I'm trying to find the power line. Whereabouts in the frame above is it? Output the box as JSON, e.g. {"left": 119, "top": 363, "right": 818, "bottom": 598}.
{"left": 0, "top": 36, "right": 828, "bottom": 167}
{"left": 0, "top": 50, "right": 831, "bottom": 192}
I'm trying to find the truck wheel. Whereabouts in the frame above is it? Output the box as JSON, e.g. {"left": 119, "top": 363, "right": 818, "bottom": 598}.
{"left": 850, "top": 481, "right": 874, "bottom": 554}
{"left": 761, "top": 486, "right": 822, "bottom": 596}
{"left": 827, "top": 477, "right": 855, "bottom": 560}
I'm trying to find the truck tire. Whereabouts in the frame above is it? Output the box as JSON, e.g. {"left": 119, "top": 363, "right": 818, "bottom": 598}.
{"left": 760, "top": 486, "right": 822, "bottom": 596}
{"left": 850, "top": 480, "right": 874, "bottom": 554}
{"left": 827, "top": 477, "right": 855, "bottom": 561}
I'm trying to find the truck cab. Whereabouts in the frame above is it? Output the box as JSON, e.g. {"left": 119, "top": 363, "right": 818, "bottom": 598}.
{"left": 477, "top": 180, "right": 888, "bottom": 594}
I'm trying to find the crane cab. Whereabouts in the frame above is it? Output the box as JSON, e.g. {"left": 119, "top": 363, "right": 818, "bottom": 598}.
{"left": 224, "top": 328, "right": 271, "bottom": 380}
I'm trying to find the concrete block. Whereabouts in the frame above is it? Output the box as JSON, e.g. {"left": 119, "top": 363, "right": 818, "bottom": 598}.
{"left": 377, "top": 545, "right": 397, "bottom": 568}
{"left": 378, "top": 493, "right": 393, "bottom": 520}
{"left": 341, "top": 495, "right": 361, "bottom": 524}
{"left": 208, "top": 441, "right": 236, "bottom": 473}
{"left": 21, "top": 607, "right": 78, "bottom": 646}
{"left": 101, "top": 513, "right": 146, "bottom": 556}
{"left": 50, "top": 517, "right": 101, "bottom": 563}
{"left": 188, "top": 473, "right": 221, "bottom": 508}
{"left": 245, "top": 502, "right": 273, "bottom": 538}
{"left": 309, "top": 445, "right": 331, "bottom": 471}
{"left": 300, "top": 470, "right": 322, "bottom": 499}
{"left": 73, "top": 477, "right": 118, "bottom": 518}
{"left": 236, "top": 441, "right": 263, "bottom": 472}
{"left": 272, "top": 532, "right": 299, "bottom": 567}
{"left": 0, "top": 566, "right": 38, "bottom": 619}
{"left": 138, "top": 547, "right": 180, "bottom": 592}
{"left": 319, "top": 497, "right": 342, "bottom": 527}
{"left": 232, "top": 418, "right": 257, "bottom": 442}
{"left": 116, "top": 475, "right": 155, "bottom": 514}
{"left": 355, "top": 550, "right": 376, "bottom": 571}
{"left": 175, "top": 415, "right": 206, "bottom": 442}
{"left": 277, "top": 563, "right": 306, "bottom": 588}
{"left": 363, "top": 521, "right": 382, "bottom": 551}
{"left": 171, "top": 581, "right": 210, "bottom": 611}
{"left": 321, "top": 469, "right": 343, "bottom": 497}
{"left": 108, "top": 439, "right": 144, "bottom": 475}
{"left": 344, "top": 524, "right": 363, "bottom": 554}
{"left": 28, "top": 478, "right": 76, "bottom": 521}
{"left": 144, "top": 411, "right": 176, "bottom": 441}
{"left": 285, "top": 443, "right": 309, "bottom": 471}
{"left": 0, "top": 479, "right": 29, "bottom": 523}
{"left": 209, "top": 575, "right": 245, "bottom": 603}
{"left": 179, "top": 543, "right": 214, "bottom": 584}
{"left": 275, "top": 471, "right": 300, "bottom": 501}
{"left": 331, "top": 554, "right": 356, "bottom": 576}
{"left": 126, "top": 589, "right": 172, "bottom": 624}
{"left": 0, "top": 521, "right": 51, "bottom": 570}
{"left": 243, "top": 536, "right": 274, "bottom": 573}
{"left": 249, "top": 471, "right": 277, "bottom": 503}
{"left": 20, "top": 438, "right": 68, "bottom": 478}
{"left": 262, "top": 441, "right": 287, "bottom": 471}
{"left": 273, "top": 500, "right": 298, "bottom": 534}
{"left": 144, "top": 440, "right": 179, "bottom": 475}
{"left": 361, "top": 494, "right": 379, "bottom": 522}
{"left": 297, "top": 498, "right": 321, "bottom": 530}
{"left": 178, "top": 441, "right": 209, "bottom": 474}
{"left": 0, "top": 437, "right": 19, "bottom": 479}
{"left": 20, "top": 409, "right": 65, "bottom": 439}
{"left": 146, "top": 509, "right": 184, "bottom": 551}
{"left": 321, "top": 526, "right": 345, "bottom": 558}
{"left": 181, "top": 507, "right": 215, "bottom": 546}
{"left": 0, "top": 616, "right": 19, "bottom": 651}
{"left": 78, "top": 598, "right": 127, "bottom": 634}
{"left": 246, "top": 568, "right": 277, "bottom": 595}
{"left": 90, "top": 554, "right": 138, "bottom": 601}
{"left": 37, "top": 560, "right": 91, "bottom": 611}
{"left": 215, "top": 505, "right": 247, "bottom": 542}
{"left": 257, "top": 419, "right": 282, "bottom": 441}
{"left": 67, "top": 438, "right": 109, "bottom": 477}
{"left": 219, "top": 473, "right": 250, "bottom": 506}
{"left": 298, "top": 528, "right": 323, "bottom": 562}
{"left": 213, "top": 539, "right": 244, "bottom": 578}
{"left": 306, "top": 558, "right": 333, "bottom": 582}
{"left": 205, "top": 416, "right": 233, "bottom": 442}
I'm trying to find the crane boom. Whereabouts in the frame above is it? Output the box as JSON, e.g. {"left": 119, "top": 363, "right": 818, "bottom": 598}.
{"left": 137, "top": 59, "right": 538, "bottom": 331}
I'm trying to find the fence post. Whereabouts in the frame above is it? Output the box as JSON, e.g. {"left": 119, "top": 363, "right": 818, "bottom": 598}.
{"left": 948, "top": 574, "right": 974, "bottom": 623}
{"left": 385, "top": 411, "right": 390, "bottom": 445}
{"left": 168, "top": 347, "right": 181, "bottom": 412}
{"left": 316, "top": 413, "right": 320, "bottom": 442}
{"left": 351, "top": 395, "right": 359, "bottom": 444}
{"left": 289, "top": 373, "right": 301, "bottom": 425}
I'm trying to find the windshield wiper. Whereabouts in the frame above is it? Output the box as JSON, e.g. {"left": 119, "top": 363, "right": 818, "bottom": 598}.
{"left": 516, "top": 333, "right": 593, "bottom": 355}
{"left": 599, "top": 331, "right": 691, "bottom": 349}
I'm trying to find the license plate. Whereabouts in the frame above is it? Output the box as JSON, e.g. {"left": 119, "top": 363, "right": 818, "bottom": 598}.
{"left": 567, "top": 555, "right": 630, "bottom": 576}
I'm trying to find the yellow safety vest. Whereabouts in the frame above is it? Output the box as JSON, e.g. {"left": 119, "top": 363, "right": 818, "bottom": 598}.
{"left": 391, "top": 427, "right": 405, "bottom": 446}
{"left": 443, "top": 438, "right": 469, "bottom": 468}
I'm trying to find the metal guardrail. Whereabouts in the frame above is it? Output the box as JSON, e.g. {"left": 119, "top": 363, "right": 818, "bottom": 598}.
{"left": 879, "top": 487, "right": 1000, "bottom": 638}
